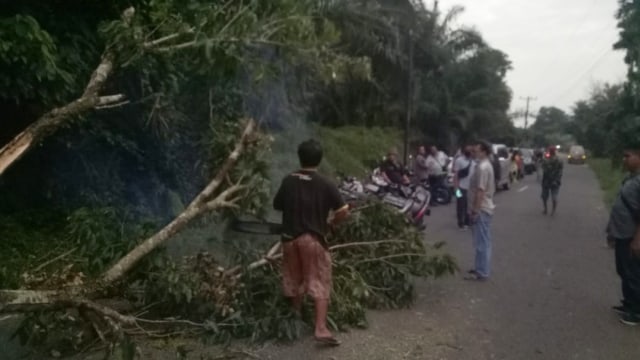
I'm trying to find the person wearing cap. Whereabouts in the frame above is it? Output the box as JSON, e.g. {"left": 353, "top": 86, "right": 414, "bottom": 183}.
{"left": 541, "top": 146, "right": 564, "bottom": 215}
{"left": 381, "top": 147, "right": 410, "bottom": 185}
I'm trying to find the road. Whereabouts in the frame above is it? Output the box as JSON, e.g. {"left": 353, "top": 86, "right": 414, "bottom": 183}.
{"left": 254, "top": 161, "right": 640, "bottom": 360}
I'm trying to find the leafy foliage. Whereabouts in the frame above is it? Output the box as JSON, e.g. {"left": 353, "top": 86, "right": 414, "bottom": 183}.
{"left": 151, "top": 203, "right": 454, "bottom": 342}
{"left": 528, "top": 106, "right": 573, "bottom": 148}
{"left": 11, "top": 203, "right": 456, "bottom": 355}
{"left": 1, "top": 0, "right": 474, "bottom": 355}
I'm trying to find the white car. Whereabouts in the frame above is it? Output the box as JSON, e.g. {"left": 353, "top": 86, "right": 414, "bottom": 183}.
{"left": 492, "top": 144, "right": 512, "bottom": 191}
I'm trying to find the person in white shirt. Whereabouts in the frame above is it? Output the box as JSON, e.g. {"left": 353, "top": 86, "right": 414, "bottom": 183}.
{"left": 426, "top": 145, "right": 447, "bottom": 176}
{"left": 434, "top": 146, "right": 449, "bottom": 169}
{"left": 424, "top": 146, "right": 449, "bottom": 202}
{"left": 453, "top": 144, "right": 474, "bottom": 229}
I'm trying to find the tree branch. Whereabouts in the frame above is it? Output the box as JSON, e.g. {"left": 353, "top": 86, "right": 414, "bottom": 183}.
{"left": 143, "top": 27, "right": 195, "bottom": 49}
{"left": 101, "top": 119, "right": 257, "bottom": 284}
{"left": 193, "top": 119, "right": 256, "bottom": 202}
{"left": 0, "top": 8, "right": 134, "bottom": 178}
{"left": 240, "top": 240, "right": 413, "bottom": 273}
{"left": 154, "top": 37, "right": 291, "bottom": 53}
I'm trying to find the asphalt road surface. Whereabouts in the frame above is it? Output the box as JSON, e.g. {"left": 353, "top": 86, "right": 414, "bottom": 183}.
{"left": 255, "top": 161, "right": 640, "bottom": 360}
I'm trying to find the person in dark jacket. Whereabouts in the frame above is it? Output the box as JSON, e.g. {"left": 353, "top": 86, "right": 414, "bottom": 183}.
{"left": 541, "top": 146, "right": 564, "bottom": 215}
{"left": 607, "top": 144, "right": 640, "bottom": 326}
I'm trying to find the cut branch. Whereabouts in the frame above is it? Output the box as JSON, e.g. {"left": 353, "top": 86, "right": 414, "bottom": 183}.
{"left": 143, "top": 27, "right": 195, "bottom": 49}
{"left": 101, "top": 119, "right": 257, "bottom": 284}
{"left": 0, "top": 290, "right": 61, "bottom": 312}
{"left": 241, "top": 240, "right": 413, "bottom": 273}
{"left": 97, "top": 94, "right": 126, "bottom": 106}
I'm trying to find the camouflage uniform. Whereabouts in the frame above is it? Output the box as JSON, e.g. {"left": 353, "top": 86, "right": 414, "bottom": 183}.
{"left": 541, "top": 156, "right": 563, "bottom": 201}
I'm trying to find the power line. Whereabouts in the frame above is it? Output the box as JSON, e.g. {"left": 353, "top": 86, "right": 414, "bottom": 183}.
{"left": 535, "top": 15, "right": 619, "bottom": 100}
{"left": 550, "top": 48, "right": 613, "bottom": 107}
{"left": 534, "top": 0, "right": 600, "bottom": 87}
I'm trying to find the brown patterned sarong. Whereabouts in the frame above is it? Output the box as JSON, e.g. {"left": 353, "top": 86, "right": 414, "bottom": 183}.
{"left": 281, "top": 233, "right": 332, "bottom": 300}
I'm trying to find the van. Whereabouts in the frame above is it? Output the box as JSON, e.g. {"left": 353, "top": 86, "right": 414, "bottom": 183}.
{"left": 568, "top": 145, "right": 586, "bottom": 164}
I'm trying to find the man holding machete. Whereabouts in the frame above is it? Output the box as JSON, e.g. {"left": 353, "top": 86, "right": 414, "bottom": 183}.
{"left": 273, "top": 139, "right": 349, "bottom": 346}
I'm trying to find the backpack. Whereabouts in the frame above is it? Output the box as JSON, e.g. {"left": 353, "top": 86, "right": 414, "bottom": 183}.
{"left": 457, "top": 158, "right": 472, "bottom": 179}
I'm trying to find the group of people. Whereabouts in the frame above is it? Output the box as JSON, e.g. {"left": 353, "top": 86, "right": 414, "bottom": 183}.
{"left": 378, "top": 144, "right": 449, "bottom": 189}
{"left": 270, "top": 137, "right": 640, "bottom": 348}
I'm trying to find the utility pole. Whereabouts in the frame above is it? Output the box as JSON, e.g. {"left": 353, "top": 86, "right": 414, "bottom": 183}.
{"left": 519, "top": 96, "right": 536, "bottom": 146}
{"left": 520, "top": 96, "right": 537, "bottom": 129}
{"left": 403, "top": 29, "right": 413, "bottom": 166}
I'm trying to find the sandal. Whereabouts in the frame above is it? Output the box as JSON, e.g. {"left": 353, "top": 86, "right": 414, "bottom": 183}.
{"left": 464, "top": 273, "right": 488, "bottom": 281}
{"left": 315, "top": 336, "right": 341, "bottom": 347}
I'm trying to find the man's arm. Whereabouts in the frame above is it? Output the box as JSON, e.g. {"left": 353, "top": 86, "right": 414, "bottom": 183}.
{"left": 632, "top": 224, "right": 640, "bottom": 257}
{"left": 471, "top": 165, "right": 489, "bottom": 215}
{"left": 452, "top": 158, "right": 460, "bottom": 189}
{"left": 381, "top": 170, "right": 392, "bottom": 184}
{"left": 629, "top": 181, "right": 640, "bottom": 257}
{"left": 558, "top": 161, "right": 564, "bottom": 182}
{"left": 472, "top": 188, "right": 485, "bottom": 216}
{"left": 327, "top": 184, "right": 350, "bottom": 226}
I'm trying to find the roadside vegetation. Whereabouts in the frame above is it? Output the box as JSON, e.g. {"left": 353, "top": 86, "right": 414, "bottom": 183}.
{"left": 588, "top": 158, "right": 625, "bottom": 207}
{"left": 319, "top": 126, "right": 402, "bottom": 176}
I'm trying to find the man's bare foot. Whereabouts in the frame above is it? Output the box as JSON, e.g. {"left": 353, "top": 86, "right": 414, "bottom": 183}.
{"left": 314, "top": 327, "right": 333, "bottom": 339}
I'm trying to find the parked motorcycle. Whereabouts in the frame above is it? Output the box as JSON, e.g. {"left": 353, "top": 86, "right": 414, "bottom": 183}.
{"left": 422, "top": 174, "right": 452, "bottom": 205}
{"left": 338, "top": 172, "right": 430, "bottom": 230}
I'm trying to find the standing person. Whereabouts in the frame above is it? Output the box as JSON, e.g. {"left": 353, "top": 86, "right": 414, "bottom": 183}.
{"left": 431, "top": 145, "right": 449, "bottom": 171}
{"left": 426, "top": 145, "right": 446, "bottom": 190}
{"left": 273, "top": 139, "right": 350, "bottom": 346}
{"left": 413, "top": 145, "right": 430, "bottom": 184}
{"left": 541, "top": 146, "right": 564, "bottom": 215}
{"left": 607, "top": 146, "right": 640, "bottom": 326}
{"left": 465, "top": 140, "right": 495, "bottom": 281}
{"left": 453, "top": 144, "right": 474, "bottom": 230}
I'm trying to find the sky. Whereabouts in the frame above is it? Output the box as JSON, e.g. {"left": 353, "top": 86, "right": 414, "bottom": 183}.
{"left": 435, "top": 0, "right": 628, "bottom": 127}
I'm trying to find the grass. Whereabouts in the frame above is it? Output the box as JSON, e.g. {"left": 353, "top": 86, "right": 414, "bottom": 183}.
{"left": 318, "top": 125, "right": 402, "bottom": 177}
{"left": 588, "top": 158, "right": 625, "bottom": 207}
{"left": 270, "top": 124, "right": 402, "bottom": 178}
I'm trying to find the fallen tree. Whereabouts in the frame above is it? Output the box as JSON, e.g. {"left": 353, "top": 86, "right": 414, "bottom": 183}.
{"left": 2, "top": 180, "right": 457, "bottom": 357}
